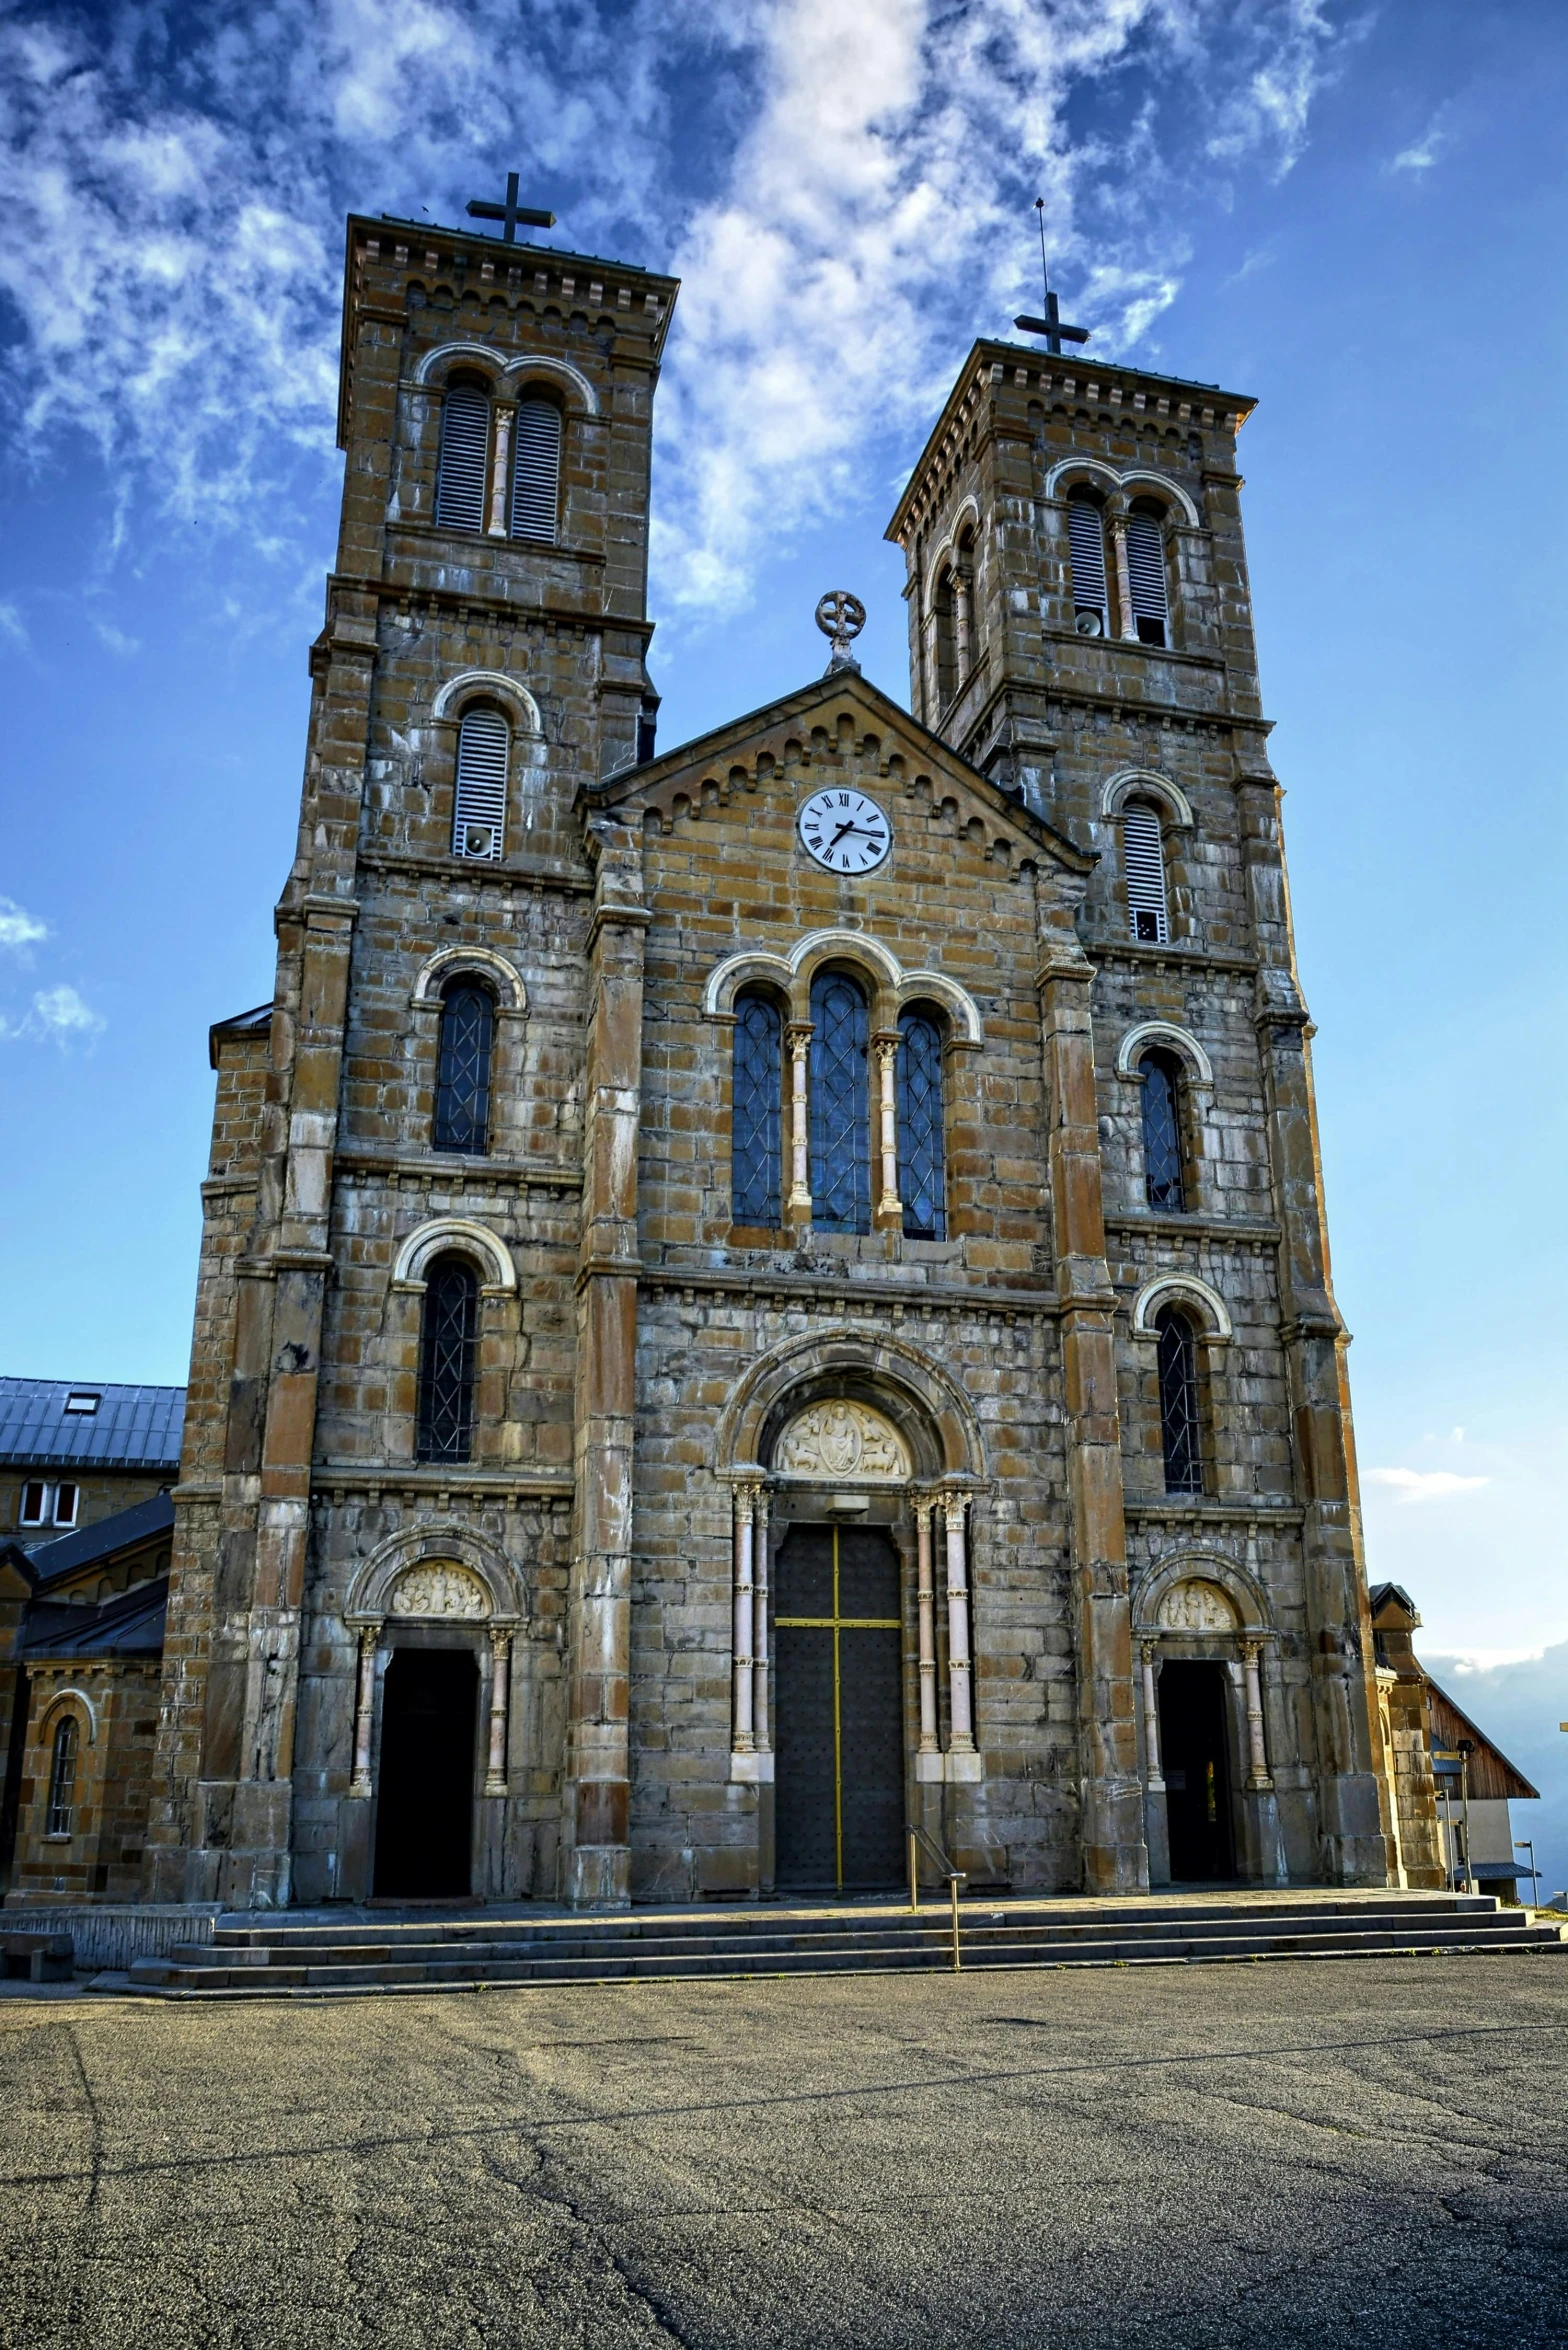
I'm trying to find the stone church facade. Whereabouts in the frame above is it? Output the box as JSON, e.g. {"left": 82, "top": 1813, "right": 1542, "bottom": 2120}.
{"left": 140, "top": 209, "right": 1393, "bottom": 1913}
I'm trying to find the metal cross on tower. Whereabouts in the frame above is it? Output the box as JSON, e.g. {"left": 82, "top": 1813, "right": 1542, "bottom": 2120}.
{"left": 1013, "top": 196, "right": 1089, "bottom": 356}
{"left": 466, "top": 170, "right": 556, "bottom": 243}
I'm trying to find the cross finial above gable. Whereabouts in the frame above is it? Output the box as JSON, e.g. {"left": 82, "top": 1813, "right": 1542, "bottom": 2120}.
{"left": 466, "top": 170, "right": 556, "bottom": 244}
{"left": 1013, "top": 197, "right": 1089, "bottom": 356}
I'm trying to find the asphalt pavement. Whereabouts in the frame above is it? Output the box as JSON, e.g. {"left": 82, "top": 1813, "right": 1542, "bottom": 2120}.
{"left": 1, "top": 1951, "right": 1564, "bottom": 2348}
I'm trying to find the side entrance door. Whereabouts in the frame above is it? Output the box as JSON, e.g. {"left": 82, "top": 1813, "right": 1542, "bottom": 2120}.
{"left": 774, "top": 1523, "right": 905, "bottom": 1893}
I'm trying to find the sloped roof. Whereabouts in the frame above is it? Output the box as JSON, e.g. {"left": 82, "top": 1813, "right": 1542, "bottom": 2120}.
{"left": 22, "top": 1576, "right": 168, "bottom": 1660}
{"left": 1425, "top": 1677, "right": 1540, "bottom": 1804}
{"left": 26, "top": 1492, "right": 174, "bottom": 1589}
{"left": 209, "top": 1001, "right": 272, "bottom": 1070}
{"left": 0, "top": 1380, "right": 185, "bottom": 1472}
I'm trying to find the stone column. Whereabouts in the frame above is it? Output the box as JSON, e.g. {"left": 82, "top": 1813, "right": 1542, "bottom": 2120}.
{"left": 1035, "top": 869, "right": 1148, "bottom": 1891}
{"left": 484, "top": 1629, "right": 513, "bottom": 1797}
{"left": 786, "top": 1023, "right": 812, "bottom": 1224}
{"left": 487, "top": 404, "right": 514, "bottom": 536}
{"left": 915, "top": 1501, "right": 939, "bottom": 1762}
{"left": 1241, "top": 1639, "right": 1271, "bottom": 1791}
{"left": 1109, "top": 516, "right": 1136, "bottom": 640}
{"left": 1140, "top": 1641, "right": 1164, "bottom": 1791}
{"left": 942, "top": 1492, "right": 975, "bottom": 1756}
{"left": 349, "top": 1627, "right": 377, "bottom": 1797}
{"left": 873, "top": 1036, "right": 901, "bottom": 1228}
{"left": 752, "top": 1491, "right": 771, "bottom": 1757}
{"left": 732, "top": 1484, "right": 756, "bottom": 1756}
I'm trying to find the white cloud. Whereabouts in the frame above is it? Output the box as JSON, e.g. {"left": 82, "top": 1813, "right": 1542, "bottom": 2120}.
{"left": 92, "top": 618, "right": 141, "bottom": 656}
{"left": 0, "top": 983, "right": 105, "bottom": 1045}
{"left": 1391, "top": 110, "right": 1450, "bottom": 174}
{"left": 1366, "top": 1467, "right": 1492, "bottom": 1505}
{"left": 0, "top": 897, "right": 48, "bottom": 953}
{"left": 0, "top": 601, "right": 27, "bottom": 651}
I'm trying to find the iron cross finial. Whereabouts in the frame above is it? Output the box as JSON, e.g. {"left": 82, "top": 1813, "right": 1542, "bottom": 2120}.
{"left": 816, "top": 590, "right": 866, "bottom": 674}
{"left": 1014, "top": 195, "right": 1089, "bottom": 356}
{"left": 466, "top": 170, "right": 556, "bottom": 244}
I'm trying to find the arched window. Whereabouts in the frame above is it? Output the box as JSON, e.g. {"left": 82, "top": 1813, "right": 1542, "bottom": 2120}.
{"left": 434, "top": 381, "right": 491, "bottom": 533}
{"left": 1122, "top": 801, "right": 1169, "bottom": 942}
{"left": 47, "top": 1715, "right": 78, "bottom": 1837}
{"left": 1126, "top": 506, "right": 1170, "bottom": 646}
{"left": 732, "top": 991, "right": 783, "bottom": 1227}
{"left": 897, "top": 1007, "right": 946, "bottom": 1240}
{"left": 416, "top": 1254, "right": 479, "bottom": 1464}
{"left": 1139, "top": 1048, "right": 1186, "bottom": 1211}
{"left": 1155, "top": 1306, "right": 1204, "bottom": 1495}
{"left": 452, "top": 705, "right": 509, "bottom": 862}
{"left": 933, "top": 568, "right": 957, "bottom": 708}
{"left": 809, "top": 971, "right": 870, "bottom": 1234}
{"left": 1066, "top": 494, "right": 1109, "bottom": 635}
{"left": 433, "top": 980, "right": 496, "bottom": 1155}
{"left": 510, "top": 398, "right": 562, "bottom": 542}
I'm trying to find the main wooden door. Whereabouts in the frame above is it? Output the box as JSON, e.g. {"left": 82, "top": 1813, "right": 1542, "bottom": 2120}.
{"left": 774, "top": 1524, "right": 905, "bottom": 1892}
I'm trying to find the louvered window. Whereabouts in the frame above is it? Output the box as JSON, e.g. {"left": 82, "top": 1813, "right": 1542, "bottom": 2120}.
{"left": 732, "top": 992, "right": 783, "bottom": 1226}
{"left": 47, "top": 1716, "right": 78, "bottom": 1837}
{"left": 933, "top": 570, "right": 957, "bottom": 708}
{"left": 1140, "top": 1049, "right": 1186, "bottom": 1211}
{"left": 510, "top": 400, "right": 562, "bottom": 542}
{"left": 1066, "top": 498, "right": 1109, "bottom": 633}
{"left": 1156, "top": 1307, "right": 1204, "bottom": 1495}
{"left": 434, "top": 383, "right": 490, "bottom": 533}
{"left": 1126, "top": 511, "right": 1170, "bottom": 646}
{"left": 809, "top": 971, "right": 870, "bottom": 1234}
{"left": 1123, "top": 802, "right": 1169, "bottom": 943}
{"left": 897, "top": 1009, "right": 947, "bottom": 1241}
{"left": 452, "top": 706, "right": 509, "bottom": 861}
{"left": 416, "top": 1255, "right": 479, "bottom": 1464}
{"left": 433, "top": 982, "right": 495, "bottom": 1155}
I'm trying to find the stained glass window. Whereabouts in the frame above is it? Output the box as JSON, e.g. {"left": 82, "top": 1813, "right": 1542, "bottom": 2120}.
{"left": 416, "top": 1255, "right": 479, "bottom": 1463}
{"left": 1156, "top": 1306, "right": 1203, "bottom": 1495}
{"left": 732, "top": 991, "right": 783, "bottom": 1226}
{"left": 1140, "top": 1049, "right": 1186, "bottom": 1211}
{"left": 897, "top": 1009, "right": 946, "bottom": 1240}
{"left": 47, "top": 1715, "right": 78, "bottom": 1837}
{"left": 433, "top": 982, "right": 495, "bottom": 1154}
{"left": 809, "top": 971, "right": 870, "bottom": 1233}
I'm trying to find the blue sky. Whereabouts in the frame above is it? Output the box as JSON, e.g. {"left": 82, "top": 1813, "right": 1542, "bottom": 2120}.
{"left": 2, "top": 0, "right": 1564, "bottom": 1886}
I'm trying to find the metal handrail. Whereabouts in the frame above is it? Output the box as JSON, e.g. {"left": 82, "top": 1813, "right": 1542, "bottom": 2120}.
{"left": 908, "top": 1824, "right": 966, "bottom": 1972}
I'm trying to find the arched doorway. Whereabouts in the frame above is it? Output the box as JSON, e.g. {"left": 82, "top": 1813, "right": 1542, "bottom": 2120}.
{"left": 1157, "top": 1659, "right": 1236, "bottom": 1882}
{"left": 373, "top": 1645, "right": 479, "bottom": 1898}
{"left": 774, "top": 1520, "right": 905, "bottom": 1892}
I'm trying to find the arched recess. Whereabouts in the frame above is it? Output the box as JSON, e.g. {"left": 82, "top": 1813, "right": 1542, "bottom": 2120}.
{"left": 923, "top": 494, "right": 983, "bottom": 608}
{"left": 392, "top": 1217, "right": 516, "bottom": 1296}
{"left": 415, "top": 341, "right": 508, "bottom": 387}
{"left": 411, "top": 944, "right": 527, "bottom": 1013}
{"left": 432, "top": 670, "right": 542, "bottom": 737}
{"left": 414, "top": 346, "right": 599, "bottom": 418}
{"left": 716, "top": 1325, "right": 987, "bottom": 1484}
{"left": 1116, "top": 1019, "right": 1213, "bottom": 1087}
{"left": 35, "top": 1687, "right": 98, "bottom": 1742}
{"left": 703, "top": 930, "right": 983, "bottom": 1046}
{"left": 344, "top": 1521, "right": 526, "bottom": 1628}
{"left": 1133, "top": 1549, "right": 1273, "bottom": 1638}
{"left": 501, "top": 353, "right": 599, "bottom": 415}
{"left": 1101, "top": 770, "right": 1194, "bottom": 828}
{"left": 1043, "top": 457, "right": 1201, "bottom": 529}
{"left": 1131, "top": 1273, "right": 1232, "bottom": 1342}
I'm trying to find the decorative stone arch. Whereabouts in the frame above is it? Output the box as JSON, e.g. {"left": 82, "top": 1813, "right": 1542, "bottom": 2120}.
{"left": 35, "top": 1686, "right": 99, "bottom": 1743}
{"left": 391, "top": 1217, "right": 516, "bottom": 1297}
{"left": 1134, "top": 1549, "right": 1273, "bottom": 1640}
{"left": 702, "top": 930, "right": 984, "bottom": 1046}
{"left": 411, "top": 944, "right": 527, "bottom": 1014}
{"left": 1043, "top": 457, "right": 1201, "bottom": 529}
{"left": 1120, "top": 468, "right": 1202, "bottom": 528}
{"left": 923, "top": 493, "right": 983, "bottom": 607}
{"left": 414, "top": 341, "right": 510, "bottom": 389}
{"left": 1116, "top": 1019, "right": 1213, "bottom": 1088}
{"left": 500, "top": 353, "right": 601, "bottom": 417}
{"left": 431, "top": 670, "right": 542, "bottom": 738}
{"left": 1131, "top": 1272, "right": 1232, "bottom": 1343}
{"left": 716, "top": 1324, "right": 986, "bottom": 1484}
{"left": 1101, "top": 769, "right": 1194, "bottom": 829}
{"left": 345, "top": 1521, "right": 526, "bottom": 1629}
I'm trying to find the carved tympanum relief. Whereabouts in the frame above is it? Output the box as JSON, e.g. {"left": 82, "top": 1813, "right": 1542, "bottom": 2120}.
{"left": 389, "top": 1562, "right": 490, "bottom": 1619}
{"left": 1158, "top": 1577, "right": 1239, "bottom": 1633}
{"left": 774, "top": 1400, "right": 911, "bottom": 1481}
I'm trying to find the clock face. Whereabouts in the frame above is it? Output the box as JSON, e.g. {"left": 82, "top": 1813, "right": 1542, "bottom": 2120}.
{"left": 797, "top": 788, "right": 892, "bottom": 875}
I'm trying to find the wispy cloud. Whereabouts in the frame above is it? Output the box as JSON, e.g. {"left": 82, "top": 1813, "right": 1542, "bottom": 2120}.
{"left": 0, "top": 897, "right": 48, "bottom": 953}
{"left": 1366, "top": 1467, "right": 1492, "bottom": 1505}
{"left": 1391, "top": 108, "right": 1451, "bottom": 175}
{"left": 0, "top": 601, "right": 27, "bottom": 652}
{"left": 0, "top": 983, "right": 105, "bottom": 1047}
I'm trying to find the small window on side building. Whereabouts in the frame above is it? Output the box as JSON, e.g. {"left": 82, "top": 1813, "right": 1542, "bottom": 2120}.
{"left": 52, "top": 1483, "right": 79, "bottom": 1528}
{"left": 47, "top": 1716, "right": 78, "bottom": 1838}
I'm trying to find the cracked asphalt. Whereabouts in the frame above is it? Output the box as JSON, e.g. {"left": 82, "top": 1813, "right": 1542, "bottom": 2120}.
{"left": 1, "top": 1954, "right": 1564, "bottom": 2349}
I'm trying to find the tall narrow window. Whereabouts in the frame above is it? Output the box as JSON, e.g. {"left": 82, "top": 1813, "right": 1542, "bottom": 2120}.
{"left": 1123, "top": 802, "right": 1169, "bottom": 942}
{"left": 433, "top": 981, "right": 496, "bottom": 1155}
{"left": 434, "top": 382, "right": 490, "bottom": 533}
{"left": 1156, "top": 1306, "right": 1204, "bottom": 1495}
{"left": 47, "top": 1716, "right": 78, "bottom": 1837}
{"left": 933, "top": 569, "right": 957, "bottom": 708}
{"left": 452, "top": 705, "right": 509, "bottom": 862}
{"left": 20, "top": 1480, "right": 47, "bottom": 1526}
{"left": 1139, "top": 1048, "right": 1186, "bottom": 1211}
{"left": 1125, "top": 509, "right": 1170, "bottom": 646}
{"left": 897, "top": 1008, "right": 946, "bottom": 1240}
{"left": 732, "top": 992, "right": 783, "bottom": 1227}
{"left": 510, "top": 399, "right": 562, "bottom": 542}
{"left": 416, "top": 1255, "right": 479, "bottom": 1464}
{"left": 1066, "top": 497, "right": 1109, "bottom": 634}
{"left": 809, "top": 972, "right": 870, "bottom": 1234}
{"left": 52, "top": 1482, "right": 79, "bottom": 1528}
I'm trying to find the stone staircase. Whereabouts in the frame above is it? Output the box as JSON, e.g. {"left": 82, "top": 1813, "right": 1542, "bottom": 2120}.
{"left": 117, "top": 1889, "right": 1565, "bottom": 1999}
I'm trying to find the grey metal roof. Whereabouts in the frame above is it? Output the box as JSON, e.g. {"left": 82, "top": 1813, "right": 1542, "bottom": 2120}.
{"left": 0, "top": 1379, "right": 185, "bottom": 1471}
{"left": 22, "top": 1577, "right": 168, "bottom": 1660}
{"left": 27, "top": 1492, "right": 175, "bottom": 1588}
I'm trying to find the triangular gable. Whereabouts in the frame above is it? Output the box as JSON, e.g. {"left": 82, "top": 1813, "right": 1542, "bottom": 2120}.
{"left": 1425, "top": 1677, "right": 1539, "bottom": 1803}
{"left": 589, "top": 667, "right": 1094, "bottom": 880}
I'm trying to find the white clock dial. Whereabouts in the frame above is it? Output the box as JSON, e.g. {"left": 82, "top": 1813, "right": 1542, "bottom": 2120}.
{"left": 797, "top": 788, "right": 892, "bottom": 875}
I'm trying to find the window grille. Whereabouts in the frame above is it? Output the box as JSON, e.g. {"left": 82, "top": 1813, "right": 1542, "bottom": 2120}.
{"left": 20, "top": 1481, "right": 47, "bottom": 1526}
{"left": 1125, "top": 511, "right": 1170, "bottom": 645}
{"left": 897, "top": 1009, "right": 947, "bottom": 1240}
{"left": 433, "top": 983, "right": 496, "bottom": 1154}
{"left": 1156, "top": 1306, "right": 1204, "bottom": 1495}
{"left": 1139, "top": 1049, "right": 1186, "bottom": 1211}
{"left": 47, "top": 1715, "right": 78, "bottom": 1837}
{"left": 434, "top": 383, "right": 490, "bottom": 533}
{"left": 732, "top": 992, "right": 783, "bottom": 1226}
{"left": 452, "top": 706, "right": 509, "bottom": 862}
{"left": 416, "top": 1255, "right": 479, "bottom": 1464}
{"left": 510, "top": 399, "right": 562, "bottom": 542}
{"left": 52, "top": 1483, "right": 79, "bottom": 1528}
{"left": 809, "top": 972, "right": 870, "bottom": 1234}
{"left": 1066, "top": 498, "right": 1109, "bottom": 631}
{"left": 1123, "top": 802, "right": 1169, "bottom": 942}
